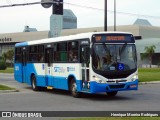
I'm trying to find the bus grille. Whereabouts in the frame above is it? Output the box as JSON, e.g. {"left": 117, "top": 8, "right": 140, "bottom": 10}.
{"left": 109, "top": 84, "right": 125, "bottom": 89}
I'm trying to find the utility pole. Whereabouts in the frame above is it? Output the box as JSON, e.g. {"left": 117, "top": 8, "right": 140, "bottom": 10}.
{"left": 114, "top": 0, "right": 116, "bottom": 31}
{"left": 104, "top": 0, "right": 107, "bottom": 31}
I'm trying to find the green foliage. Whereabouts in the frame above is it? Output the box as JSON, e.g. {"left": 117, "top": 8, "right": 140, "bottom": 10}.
{"left": 138, "top": 68, "right": 160, "bottom": 72}
{"left": 0, "top": 57, "right": 6, "bottom": 70}
{"left": 2, "top": 52, "right": 7, "bottom": 62}
{"left": 0, "top": 84, "right": 15, "bottom": 90}
{"left": 138, "top": 68, "right": 160, "bottom": 82}
{"left": 141, "top": 45, "right": 156, "bottom": 68}
{"left": 0, "top": 67, "right": 14, "bottom": 73}
{"left": 2, "top": 49, "right": 14, "bottom": 67}
{"left": 6, "top": 49, "right": 14, "bottom": 61}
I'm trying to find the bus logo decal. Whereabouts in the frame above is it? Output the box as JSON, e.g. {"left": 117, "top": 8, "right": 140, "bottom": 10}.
{"left": 67, "top": 67, "right": 75, "bottom": 72}
{"left": 54, "top": 67, "right": 65, "bottom": 73}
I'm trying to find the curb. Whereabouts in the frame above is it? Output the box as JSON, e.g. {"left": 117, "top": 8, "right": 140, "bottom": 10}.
{"left": 139, "top": 81, "right": 160, "bottom": 85}
{"left": 0, "top": 73, "right": 14, "bottom": 75}
{"left": 0, "top": 89, "right": 19, "bottom": 93}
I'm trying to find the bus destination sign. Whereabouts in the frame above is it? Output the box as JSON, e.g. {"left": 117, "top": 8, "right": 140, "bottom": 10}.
{"left": 106, "top": 36, "right": 125, "bottom": 41}
{"left": 93, "top": 34, "right": 135, "bottom": 43}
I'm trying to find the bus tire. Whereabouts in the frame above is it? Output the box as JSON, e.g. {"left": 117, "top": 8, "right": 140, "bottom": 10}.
{"left": 106, "top": 91, "right": 118, "bottom": 97}
{"left": 70, "top": 79, "right": 81, "bottom": 98}
{"left": 31, "top": 75, "right": 39, "bottom": 91}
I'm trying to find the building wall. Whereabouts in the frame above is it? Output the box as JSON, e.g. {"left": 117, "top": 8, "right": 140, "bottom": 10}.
{"left": 0, "top": 31, "right": 48, "bottom": 56}
{"left": 139, "top": 26, "right": 160, "bottom": 38}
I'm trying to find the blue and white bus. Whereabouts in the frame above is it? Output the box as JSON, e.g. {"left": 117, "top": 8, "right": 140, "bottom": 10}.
{"left": 14, "top": 32, "right": 138, "bottom": 97}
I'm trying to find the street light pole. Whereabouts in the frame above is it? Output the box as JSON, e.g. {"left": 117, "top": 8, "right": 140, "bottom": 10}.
{"left": 114, "top": 0, "right": 116, "bottom": 31}
{"left": 104, "top": 0, "right": 107, "bottom": 31}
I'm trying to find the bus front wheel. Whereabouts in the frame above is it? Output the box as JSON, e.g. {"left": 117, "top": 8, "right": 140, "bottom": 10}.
{"left": 70, "top": 79, "right": 81, "bottom": 98}
{"left": 31, "top": 75, "right": 39, "bottom": 91}
{"left": 106, "top": 91, "right": 118, "bottom": 97}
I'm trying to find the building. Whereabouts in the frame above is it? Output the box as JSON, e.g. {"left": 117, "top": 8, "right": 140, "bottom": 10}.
{"left": 0, "top": 19, "right": 160, "bottom": 67}
{"left": 63, "top": 9, "right": 77, "bottom": 29}
{"left": 23, "top": 26, "right": 38, "bottom": 32}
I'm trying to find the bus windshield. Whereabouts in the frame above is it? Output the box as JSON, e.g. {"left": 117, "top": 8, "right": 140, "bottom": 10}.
{"left": 92, "top": 44, "right": 137, "bottom": 72}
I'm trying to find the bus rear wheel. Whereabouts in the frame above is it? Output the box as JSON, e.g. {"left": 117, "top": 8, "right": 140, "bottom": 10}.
{"left": 106, "top": 91, "right": 118, "bottom": 97}
{"left": 70, "top": 79, "right": 81, "bottom": 98}
{"left": 31, "top": 75, "right": 40, "bottom": 91}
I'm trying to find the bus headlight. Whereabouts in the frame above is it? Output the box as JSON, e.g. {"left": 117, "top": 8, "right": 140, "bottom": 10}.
{"left": 93, "top": 76, "right": 106, "bottom": 83}
{"left": 131, "top": 74, "right": 138, "bottom": 81}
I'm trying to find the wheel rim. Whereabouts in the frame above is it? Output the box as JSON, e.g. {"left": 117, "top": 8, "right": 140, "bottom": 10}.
{"left": 71, "top": 82, "right": 77, "bottom": 96}
{"left": 32, "top": 76, "right": 36, "bottom": 89}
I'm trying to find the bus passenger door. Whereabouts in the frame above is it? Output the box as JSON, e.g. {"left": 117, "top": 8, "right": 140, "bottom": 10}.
{"left": 45, "top": 48, "right": 53, "bottom": 86}
{"left": 81, "top": 46, "right": 90, "bottom": 90}
{"left": 22, "top": 47, "right": 27, "bottom": 83}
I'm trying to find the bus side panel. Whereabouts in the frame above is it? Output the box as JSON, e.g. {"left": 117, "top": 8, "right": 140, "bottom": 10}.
{"left": 53, "top": 64, "right": 82, "bottom": 91}
{"left": 76, "top": 80, "right": 82, "bottom": 92}
{"left": 25, "top": 63, "right": 46, "bottom": 87}
{"left": 14, "top": 63, "right": 23, "bottom": 83}
{"left": 54, "top": 76, "right": 68, "bottom": 90}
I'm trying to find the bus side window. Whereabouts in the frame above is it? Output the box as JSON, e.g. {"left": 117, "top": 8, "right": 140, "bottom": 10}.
{"left": 53, "top": 44, "right": 60, "bottom": 61}
{"left": 15, "top": 47, "right": 22, "bottom": 63}
{"left": 56, "top": 42, "right": 67, "bottom": 62}
{"left": 29, "top": 46, "right": 38, "bottom": 62}
{"left": 38, "top": 45, "right": 44, "bottom": 62}
{"left": 68, "top": 41, "right": 78, "bottom": 62}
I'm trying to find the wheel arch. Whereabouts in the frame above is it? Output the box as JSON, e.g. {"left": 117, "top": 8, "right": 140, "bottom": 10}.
{"left": 67, "top": 74, "right": 77, "bottom": 90}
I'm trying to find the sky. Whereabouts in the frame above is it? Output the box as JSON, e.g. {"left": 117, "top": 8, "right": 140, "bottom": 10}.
{"left": 0, "top": 0, "right": 160, "bottom": 33}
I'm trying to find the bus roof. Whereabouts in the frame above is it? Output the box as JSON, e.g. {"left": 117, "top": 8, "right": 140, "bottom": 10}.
{"left": 15, "top": 31, "right": 133, "bottom": 47}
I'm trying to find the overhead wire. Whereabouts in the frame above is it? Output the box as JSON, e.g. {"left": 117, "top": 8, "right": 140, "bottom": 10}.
{"left": 0, "top": 1, "right": 159, "bottom": 19}
{"left": 64, "top": 2, "right": 160, "bottom": 19}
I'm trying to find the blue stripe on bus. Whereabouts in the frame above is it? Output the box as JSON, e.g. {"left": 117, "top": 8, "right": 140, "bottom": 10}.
{"left": 14, "top": 63, "right": 23, "bottom": 83}
{"left": 15, "top": 42, "right": 28, "bottom": 47}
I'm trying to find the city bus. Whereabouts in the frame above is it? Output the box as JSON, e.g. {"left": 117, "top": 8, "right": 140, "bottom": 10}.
{"left": 14, "top": 32, "right": 138, "bottom": 97}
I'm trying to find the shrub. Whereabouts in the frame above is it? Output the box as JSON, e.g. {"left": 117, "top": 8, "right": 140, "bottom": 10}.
{"left": 0, "top": 57, "right": 7, "bottom": 70}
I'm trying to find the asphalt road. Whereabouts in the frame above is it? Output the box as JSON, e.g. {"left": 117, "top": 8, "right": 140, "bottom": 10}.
{"left": 0, "top": 73, "right": 160, "bottom": 112}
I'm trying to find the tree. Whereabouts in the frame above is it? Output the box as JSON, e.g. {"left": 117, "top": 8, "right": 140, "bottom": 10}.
{"left": 141, "top": 45, "right": 156, "bottom": 68}
{"left": 0, "top": 56, "right": 6, "bottom": 70}
{"left": 2, "top": 52, "right": 7, "bottom": 62}
{"left": 6, "top": 49, "right": 14, "bottom": 67}
{"left": 6, "top": 49, "right": 14, "bottom": 61}
{"left": 2, "top": 49, "right": 14, "bottom": 67}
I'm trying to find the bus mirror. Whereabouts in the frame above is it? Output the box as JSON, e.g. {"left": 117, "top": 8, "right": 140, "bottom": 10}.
{"left": 134, "top": 36, "right": 142, "bottom": 40}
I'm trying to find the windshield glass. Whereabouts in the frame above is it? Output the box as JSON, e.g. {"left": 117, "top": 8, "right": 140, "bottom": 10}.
{"left": 92, "top": 44, "right": 137, "bottom": 72}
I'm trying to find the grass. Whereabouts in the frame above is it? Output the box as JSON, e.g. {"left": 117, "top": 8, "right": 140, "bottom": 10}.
{"left": 64, "top": 117, "right": 160, "bottom": 120}
{"left": 0, "top": 84, "right": 15, "bottom": 90}
{"left": 0, "top": 67, "right": 14, "bottom": 73}
{"left": 138, "top": 68, "right": 160, "bottom": 82}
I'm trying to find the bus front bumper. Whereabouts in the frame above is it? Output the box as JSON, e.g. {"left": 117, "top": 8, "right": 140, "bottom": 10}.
{"left": 89, "top": 79, "right": 138, "bottom": 93}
